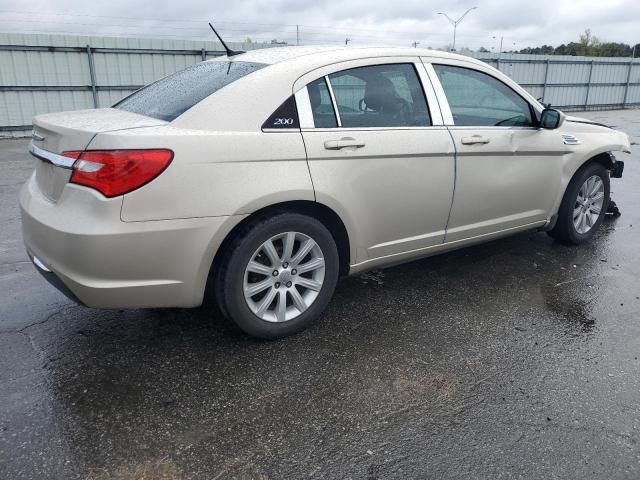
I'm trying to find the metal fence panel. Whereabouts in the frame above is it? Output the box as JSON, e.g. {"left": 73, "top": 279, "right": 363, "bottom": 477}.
{"left": 627, "top": 85, "right": 640, "bottom": 103}
{"left": 1, "top": 34, "right": 640, "bottom": 136}
{"left": 591, "top": 63, "right": 628, "bottom": 84}
{"left": 0, "top": 32, "right": 272, "bottom": 135}
{"left": 471, "top": 52, "right": 640, "bottom": 110}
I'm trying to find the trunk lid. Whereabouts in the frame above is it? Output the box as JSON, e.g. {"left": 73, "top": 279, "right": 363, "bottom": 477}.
{"left": 31, "top": 108, "right": 166, "bottom": 202}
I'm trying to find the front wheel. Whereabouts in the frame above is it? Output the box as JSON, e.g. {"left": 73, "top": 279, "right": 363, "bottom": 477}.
{"left": 215, "top": 213, "right": 339, "bottom": 339}
{"left": 548, "top": 162, "right": 610, "bottom": 244}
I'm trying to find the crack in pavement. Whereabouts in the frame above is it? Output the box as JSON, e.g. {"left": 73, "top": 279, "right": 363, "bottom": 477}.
{"left": 0, "top": 305, "right": 75, "bottom": 370}
{"left": 0, "top": 304, "right": 72, "bottom": 335}
{"left": 17, "top": 307, "right": 67, "bottom": 333}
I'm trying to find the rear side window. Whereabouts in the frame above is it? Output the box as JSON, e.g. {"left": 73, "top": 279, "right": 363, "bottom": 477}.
{"left": 115, "top": 61, "right": 266, "bottom": 121}
{"left": 307, "top": 77, "right": 338, "bottom": 128}
{"left": 328, "top": 64, "right": 431, "bottom": 128}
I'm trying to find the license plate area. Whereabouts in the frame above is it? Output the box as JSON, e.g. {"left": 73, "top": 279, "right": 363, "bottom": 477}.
{"left": 35, "top": 159, "right": 72, "bottom": 202}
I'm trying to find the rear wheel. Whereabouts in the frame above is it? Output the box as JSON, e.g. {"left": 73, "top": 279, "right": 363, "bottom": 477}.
{"left": 548, "top": 162, "right": 610, "bottom": 244}
{"left": 215, "top": 213, "right": 339, "bottom": 339}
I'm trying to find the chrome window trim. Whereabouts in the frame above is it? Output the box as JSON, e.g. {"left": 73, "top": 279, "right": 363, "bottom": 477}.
{"left": 301, "top": 126, "right": 450, "bottom": 133}
{"left": 294, "top": 87, "right": 315, "bottom": 129}
{"left": 300, "top": 125, "right": 537, "bottom": 133}
{"left": 423, "top": 63, "right": 454, "bottom": 126}
{"left": 416, "top": 62, "right": 443, "bottom": 126}
{"left": 324, "top": 75, "right": 342, "bottom": 127}
{"left": 445, "top": 125, "right": 540, "bottom": 131}
{"left": 262, "top": 128, "right": 302, "bottom": 133}
{"left": 28, "top": 142, "right": 76, "bottom": 169}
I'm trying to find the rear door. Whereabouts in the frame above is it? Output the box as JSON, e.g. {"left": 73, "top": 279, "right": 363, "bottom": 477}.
{"left": 296, "top": 59, "right": 455, "bottom": 264}
{"left": 426, "top": 61, "right": 562, "bottom": 242}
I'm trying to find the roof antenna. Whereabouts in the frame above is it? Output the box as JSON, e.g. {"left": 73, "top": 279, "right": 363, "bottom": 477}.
{"left": 208, "top": 22, "right": 244, "bottom": 57}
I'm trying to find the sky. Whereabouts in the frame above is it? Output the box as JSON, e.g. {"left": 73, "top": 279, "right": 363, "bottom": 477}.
{"left": 0, "top": 0, "right": 638, "bottom": 51}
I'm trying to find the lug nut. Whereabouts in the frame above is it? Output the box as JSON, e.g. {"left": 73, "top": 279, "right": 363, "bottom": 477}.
{"left": 283, "top": 262, "right": 289, "bottom": 268}
{"left": 272, "top": 270, "right": 279, "bottom": 276}
{"left": 291, "top": 269, "right": 297, "bottom": 275}
{"left": 286, "top": 281, "right": 292, "bottom": 288}
{"left": 275, "top": 282, "right": 281, "bottom": 288}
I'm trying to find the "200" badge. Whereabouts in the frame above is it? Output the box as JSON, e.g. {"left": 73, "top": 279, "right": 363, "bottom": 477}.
{"left": 274, "top": 118, "right": 294, "bottom": 126}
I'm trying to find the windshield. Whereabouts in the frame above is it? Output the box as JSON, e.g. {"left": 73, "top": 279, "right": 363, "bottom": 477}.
{"left": 114, "top": 61, "right": 266, "bottom": 121}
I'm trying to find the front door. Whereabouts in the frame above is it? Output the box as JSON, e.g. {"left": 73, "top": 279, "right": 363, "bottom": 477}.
{"left": 430, "top": 63, "right": 563, "bottom": 242}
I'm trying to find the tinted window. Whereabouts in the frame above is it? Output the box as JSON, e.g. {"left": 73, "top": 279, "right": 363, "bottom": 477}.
{"left": 262, "top": 96, "right": 300, "bottom": 130}
{"left": 433, "top": 64, "right": 533, "bottom": 127}
{"left": 307, "top": 77, "right": 337, "bottom": 128}
{"left": 328, "top": 64, "right": 431, "bottom": 128}
{"left": 115, "top": 61, "right": 266, "bottom": 121}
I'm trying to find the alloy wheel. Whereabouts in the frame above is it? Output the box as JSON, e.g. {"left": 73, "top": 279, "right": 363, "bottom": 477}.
{"left": 573, "top": 175, "right": 605, "bottom": 234}
{"left": 243, "top": 232, "right": 326, "bottom": 322}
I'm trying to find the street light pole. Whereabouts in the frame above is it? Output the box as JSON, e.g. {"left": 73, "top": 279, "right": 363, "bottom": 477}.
{"left": 438, "top": 6, "right": 478, "bottom": 52}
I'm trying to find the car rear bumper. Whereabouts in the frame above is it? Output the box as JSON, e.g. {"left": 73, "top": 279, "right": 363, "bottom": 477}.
{"left": 20, "top": 173, "right": 244, "bottom": 308}
{"left": 29, "top": 253, "right": 86, "bottom": 305}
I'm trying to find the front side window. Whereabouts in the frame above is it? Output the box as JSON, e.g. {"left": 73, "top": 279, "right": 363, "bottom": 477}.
{"left": 115, "top": 61, "right": 266, "bottom": 121}
{"left": 433, "top": 64, "right": 533, "bottom": 127}
{"left": 327, "top": 64, "right": 431, "bottom": 128}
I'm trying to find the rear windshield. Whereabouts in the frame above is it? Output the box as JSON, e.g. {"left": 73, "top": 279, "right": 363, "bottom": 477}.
{"left": 114, "top": 61, "right": 266, "bottom": 121}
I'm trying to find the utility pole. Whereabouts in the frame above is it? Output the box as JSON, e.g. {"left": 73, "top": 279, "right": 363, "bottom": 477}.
{"left": 412, "top": 41, "right": 420, "bottom": 48}
{"left": 493, "top": 36, "right": 504, "bottom": 55}
{"left": 438, "top": 6, "right": 478, "bottom": 52}
{"left": 491, "top": 37, "right": 515, "bottom": 55}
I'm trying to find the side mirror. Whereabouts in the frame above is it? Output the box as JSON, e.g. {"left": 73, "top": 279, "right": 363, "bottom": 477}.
{"left": 539, "top": 108, "right": 565, "bottom": 129}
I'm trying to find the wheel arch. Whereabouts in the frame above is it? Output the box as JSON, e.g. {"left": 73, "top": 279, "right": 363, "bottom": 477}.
{"left": 547, "top": 157, "right": 610, "bottom": 243}
{"left": 584, "top": 151, "right": 616, "bottom": 170}
{"left": 547, "top": 151, "right": 613, "bottom": 231}
{"left": 210, "top": 200, "right": 352, "bottom": 280}
{"left": 566, "top": 147, "right": 618, "bottom": 181}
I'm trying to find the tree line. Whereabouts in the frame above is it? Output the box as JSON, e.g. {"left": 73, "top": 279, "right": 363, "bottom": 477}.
{"left": 480, "top": 30, "right": 639, "bottom": 57}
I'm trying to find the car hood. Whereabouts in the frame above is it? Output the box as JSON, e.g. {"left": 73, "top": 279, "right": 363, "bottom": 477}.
{"left": 563, "top": 114, "right": 631, "bottom": 153}
{"left": 565, "top": 114, "right": 613, "bottom": 128}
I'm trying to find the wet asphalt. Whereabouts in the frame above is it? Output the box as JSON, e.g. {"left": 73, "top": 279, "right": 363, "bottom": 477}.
{"left": 1, "top": 110, "right": 639, "bottom": 480}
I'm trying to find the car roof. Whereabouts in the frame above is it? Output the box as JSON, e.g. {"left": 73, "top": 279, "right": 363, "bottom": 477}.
{"left": 212, "top": 45, "right": 485, "bottom": 68}
{"left": 173, "top": 45, "right": 533, "bottom": 132}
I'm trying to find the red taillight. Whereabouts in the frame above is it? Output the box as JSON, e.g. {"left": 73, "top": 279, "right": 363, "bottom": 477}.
{"left": 62, "top": 149, "right": 173, "bottom": 198}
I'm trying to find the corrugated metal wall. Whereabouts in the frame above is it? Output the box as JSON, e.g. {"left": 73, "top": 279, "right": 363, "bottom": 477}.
{"left": 1, "top": 33, "right": 640, "bottom": 136}
{"left": 470, "top": 52, "right": 640, "bottom": 110}
{"left": 0, "top": 32, "right": 272, "bottom": 136}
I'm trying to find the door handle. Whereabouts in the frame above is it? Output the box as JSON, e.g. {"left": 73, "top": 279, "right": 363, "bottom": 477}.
{"left": 461, "top": 135, "right": 491, "bottom": 145}
{"left": 323, "top": 137, "right": 366, "bottom": 150}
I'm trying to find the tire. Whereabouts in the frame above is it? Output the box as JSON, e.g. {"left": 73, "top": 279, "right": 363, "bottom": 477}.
{"left": 215, "top": 213, "right": 339, "bottom": 339}
{"left": 548, "top": 162, "right": 610, "bottom": 245}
